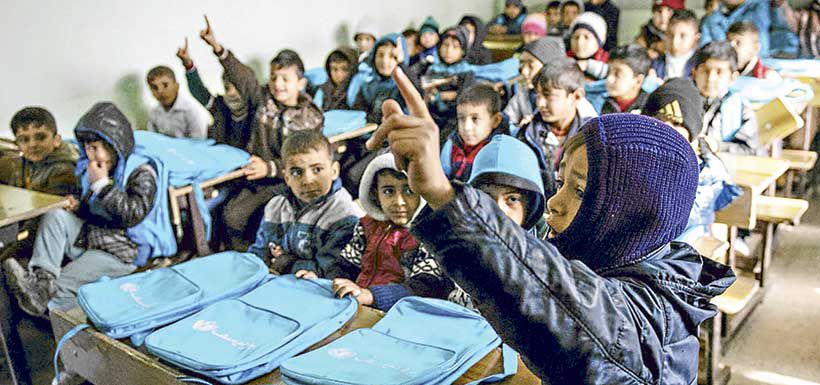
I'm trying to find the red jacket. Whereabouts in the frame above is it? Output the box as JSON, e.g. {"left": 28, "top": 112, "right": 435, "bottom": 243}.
{"left": 355, "top": 216, "right": 419, "bottom": 287}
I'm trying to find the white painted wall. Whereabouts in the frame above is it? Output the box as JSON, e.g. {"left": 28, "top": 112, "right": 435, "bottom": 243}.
{"left": 0, "top": 0, "right": 495, "bottom": 139}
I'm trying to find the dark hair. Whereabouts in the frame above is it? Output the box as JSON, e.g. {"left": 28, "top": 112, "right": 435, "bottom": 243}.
{"left": 547, "top": 1, "right": 562, "bottom": 9}
{"left": 608, "top": 44, "right": 652, "bottom": 76}
{"left": 695, "top": 41, "right": 738, "bottom": 72}
{"left": 560, "top": 1, "right": 580, "bottom": 10}
{"left": 371, "top": 168, "right": 408, "bottom": 208}
{"left": 271, "top": 49, "right": 305, "bottom": 78}
{"left": 281, "top": 130, "right": 331, "bottom": 160}
{"left": 668, "top": 9, "right": 699, "bottom": 28}
{"left": 534, "top": 57, "right": 586, "bottom": 93}
{"left": 402, "top": 29, "right": 420, "bottom": 46}
{"left": 727, "top": 20, "right": 760, "bottom": 37}
{"left": 146, "top": 66, "right": 176, "bottom": 83}
{"left": 10, "top": 107, "right": 57, "bottom": 135}
{"left": 457, "top": 84, "right": 501, "bottom": 115}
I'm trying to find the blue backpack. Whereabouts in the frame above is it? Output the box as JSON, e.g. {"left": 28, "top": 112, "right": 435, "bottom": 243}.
{"left": 144, "top": 275, "right": 358, "bottom": 384}
{"left": 322, "top": 110, "right": 368, "bottom": 138}
{"left": 280, "top": 297, "right": 518, "bottom": 385}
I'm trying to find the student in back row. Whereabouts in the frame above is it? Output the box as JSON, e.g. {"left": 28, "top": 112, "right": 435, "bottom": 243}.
{"left": 651, "top": 9, "right": 700, "bottom": 80}
{"left": 145, "top": 65, "right": 210, "bottom": 139}
{"left": 489, "top": 0, "right": 528, "bottom": 35}
{"left": 727, "top": 21, "right": 779, "bottom": 79}
{"left": 602, "top": 45, "right": 651, "bottom": 114}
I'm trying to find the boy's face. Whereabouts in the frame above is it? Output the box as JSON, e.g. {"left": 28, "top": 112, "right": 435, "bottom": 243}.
{"left": 547, "top": 7, "right": 562, "bottom": 25}
{"left": 519, "top": 51, "right": 545, "bottom": 87}
{"left": 84, "top": 140, "right": 115, "bottom": 171}
{"left": 268, "top": 64, "right": 306, "bottom": 107}
{"left": 405, "top": 35, "right": 419, "bottom": 57}
{"left": 651, "top": 6, "right": 673, "bottom": 31}
{"left": 535, "top": 85, "right": 581, "bottom": 124}
{"left": 420, "top": 31, "right": 439, "bottom": 49}
{"left": 665, "top": 21, "right": 700, "bottom": 57}
{"left": 476, "top": 183, "right": 527, "bottom": 226}
{"left": 328, "top": 60, "right": 352, "bottom": 86}
{"left": 376, "top": 172, "right": 421, "bottom": 226}
{"left": 440, "top": 37, "right": 465, "bottom": 65}
{"left": 505, "top": 4, "right": 522, "bottom": 19}
{"left": 728, "top": 32, "right": 760, "bottom": 68}
{"left": 355, "top": 34, "right": 376, "bottom": 54}
{"left": 522, "top": 32, "right": 542, "bottom": 44}
{"left": 571, "top": 29, "right": 600, "bottom": 58}
{"left": 283, "top": 148, "right": 339, "bottom": 204}
{"left": 374, "top": 44, "right": 399, "bottom": 77}
{"left": 14, "top": 124, "right": 61, "bottom": 162}
{"left": 547, "top": 143, "right": 588, "bottom": 238}
{"left": 694, "top": 59, "right": 737, "bottom": 99}
{"left": 562, "top": 4, "right": 580, "bottom": 26}
{"left": 456, "top": 103, "right": 502, "bottom": 147}
{"left": 606, "top": 61, "right": 645, "bottom": 99}
{"left": 148, "top": 75, "right": 180, "bottom": 109}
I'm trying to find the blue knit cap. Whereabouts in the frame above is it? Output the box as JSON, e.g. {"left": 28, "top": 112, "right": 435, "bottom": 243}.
{"left": 550, "top": 113, "right": 699, "bottom": 272}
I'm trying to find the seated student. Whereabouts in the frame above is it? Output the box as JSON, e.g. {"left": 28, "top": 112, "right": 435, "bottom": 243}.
{"left": 635, "top": 0, "right": 683, "bottom": 59}
{"left": 643, "top": 78, "right": 742, "bottom": 244}
{"left": 700, "top": 0, "right": 772, "bottom": 57}
{"left": 199, "top": 17, "right": 324, "bottom": 249}
{"left": 402, "top": 29, "right": 420, "bottom": 60}
{"left": 602, "top": 45, "right": 652, "bottom": 114}
{"left": 314, "top": 47, "right": 358, "bottom": 111}
{"left": 459, "top": 15, "right": 493, "bottom": 65}
{"left": 145, "top": 65, "right": 209, "bottom": 139}
{"left": 367, "top": 68, "right": 735, "bottom": 383}
{"left": 694, "top": 41, "right": 761, "bottom": 155}
{"left": 652, "top": 9, "right": 700, "bottom": 80}
{"left": 776, "top": 0, "right": 819, "bottom": 58}
{"left": 728, "top": 21, "right": 780, "bottom": 79}
{"left": 558, "top": 0, "right": 584, "bottom": 40}
{"left": 353, "top": 18, "right": 379, "bottom": 63}
{"left": 489, "top": 0, "right": 528, "bottom": 35}
{"left": 521, "top": 13, "right": 548, "bottom": 45}
{"left": 312, "top": 152, "right": 452, "bottom": 311}
{"left": 441, "top": 84, "right": 512, "bottom": 182}
{"left": 176, "top": 39, "right": 253, "bottom": 149}
{"left": 4, "top": 102, "right": 158, "bottom": 316}
{"left": 517, "top": 57, "right": 596, "bottom": 176}
{"left": 415, "top": 16, "right": 441, "bottom": 68}
{"left": 546, "top": 1, "right": 564, "bottom": 36}
{"left": 567, "top": 12, "right": 610, "bottom": 81}
{"left": 424, "top": 26, "right": 476, "bottom": 137}
{"left": 505, "top": 37, "right": 568, "bottom": 126}
{"left": 353, "top": 34, "right": 415, "bottom": 124}
{"left": 248, "top": 130, "right": 362, "bottom": 277}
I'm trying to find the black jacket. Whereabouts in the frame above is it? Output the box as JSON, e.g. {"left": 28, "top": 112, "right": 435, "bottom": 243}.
{"left": 601, "top": 90, "right": 650, "bottom": 115}
{"left": 584, "top": 0, "right": 620, "bottom": 52}
{"left": 460, "top": 15, "right": 493, "bottom": 65}
{"left": 412, "top": 184, "right": 735, "bottom": 384}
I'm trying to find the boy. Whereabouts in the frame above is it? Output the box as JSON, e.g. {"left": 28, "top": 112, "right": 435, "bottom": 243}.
{"left": 314, "top": 47, "right": 358, "bottom": 111}
{"left": 546, "top": 1, "right": 563, "bottom": 30}
{"left": 199, "top": 16, "right": 324, "bottom": 249}
{"left": 643, "top": 78, "right": 742, "bottom": 243}
{"left": 424, "top": 26, "right": 476, "bottom": 137}
{"left": 402, "top": 29, "right": 420, "bottom": 60}
{"left": 248, "top": 130, "right": 363, "bottom": 277}
{"left": 560, "top": 0, "right": 583, "bottom": 35}
{"left": 504, "top": 37, "right": 568, "bottom": 126}
{"left": 521, "top": 13, "right": 548, "bottom": 44}
{"left": 145, "top": 65, "right": 209, "bottom": 139}
{"left": 602, "top": 45, "right": 652, "bottom": 114}
{"left": 4, "top": 102, "right": 158, "bottom": 316}
{"left": 635, "top": 0, "right": 684, "bottom": 58}
{"left": 459, "top": 15, "right": 493, "bottom": 65}
{"left": 568, "top": 12, "right": 610, "bottom": 80}
{"left": 440, "top": 84, "right": 512, "bottom": 182}
{"left": 584, "top": 0, "right": 620, "bottom": 51}
{"left": 700, "top": 0, "right": 772, "bottom": 57}
{"left": 727, "top": 21, "right": 780, "bottom": 79}
{"left": 489, "top": 0, "right": 528, "bottom": 35}
{"left": 353, "top": 18, "right": 378, "bottom": 62}
{"left": 693, "top": 41, "right": 760, "bottom": 155}
{"left": 367, "top": 68, "right": 734, "bottom": 383}
{"left": 353, "top": 34, "right": 414, "bottom": 124}
{"left": 651, "top": 9, "right": 700, "bottom": 80}
{"left": 417, "top": 16, "right": 441, "bottom": 66}
{"left": 0, "top": 107, "right": 78, "bottom": 197}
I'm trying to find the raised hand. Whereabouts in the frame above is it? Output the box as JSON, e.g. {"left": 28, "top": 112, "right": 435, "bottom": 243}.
{"left": 199, "top": 15, "right": 223, "bottom": 54}
{"left": 176, "top": 37, "right": 193, "bottom": 68}
{"left": 366, "top": 67, "right": 454, "bottom": 209}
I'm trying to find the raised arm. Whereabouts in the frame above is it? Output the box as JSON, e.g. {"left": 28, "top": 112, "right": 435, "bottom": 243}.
{"left": 199, "top": 15, "right": 265, "bottom": 107}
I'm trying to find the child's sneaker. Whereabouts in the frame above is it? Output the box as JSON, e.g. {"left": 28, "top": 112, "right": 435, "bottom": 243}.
{"left": 3, "top": 258, "right": 55, "bottom": 317}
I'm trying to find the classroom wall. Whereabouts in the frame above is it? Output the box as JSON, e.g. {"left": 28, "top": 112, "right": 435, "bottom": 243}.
{"left": 0, "top": 0, "right": 495, "bottom": 139}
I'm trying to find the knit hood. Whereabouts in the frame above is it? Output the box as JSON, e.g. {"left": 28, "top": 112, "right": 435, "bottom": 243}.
{"left": 468, "top": 135, "right": 546, "bottom": 230}
{"left": 74, "top": 102, "right": 135, "bottom": 184}
{"left": 419, "top": 16, "right": 440, "bottom": 35}
{"left": 570, "top": 12, "right": 607, "bottom": 47}
{"left": 550, "top": 114, "right": 699, "bottom": 272}
{"left": 459, "top": 15, "right": 489, "bottom": 50}
{"left": 439, "top": 26, "right": 469, "bottom": 58}
{"left": 359, "top": 152, "right": 427, "bottom": 224}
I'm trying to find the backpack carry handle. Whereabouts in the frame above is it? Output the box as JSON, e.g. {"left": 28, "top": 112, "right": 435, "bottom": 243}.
{"left": 52, "top": 324, "right": 91, "bottom": 384}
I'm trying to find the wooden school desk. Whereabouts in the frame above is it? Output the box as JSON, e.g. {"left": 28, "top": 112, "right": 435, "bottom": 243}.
{"left": 51, "top": 305, "right": 540, "bottom": 385}
{"left": 1, "top": 185, "right": 69, "bottom": 385}
{"left": 483, "top": 34, "right": 522, "bottom": 62}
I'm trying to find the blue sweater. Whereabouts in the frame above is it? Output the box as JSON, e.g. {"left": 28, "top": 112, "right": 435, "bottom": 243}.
{"left": 701, "top": 0, "right": 772, "bottom": 57}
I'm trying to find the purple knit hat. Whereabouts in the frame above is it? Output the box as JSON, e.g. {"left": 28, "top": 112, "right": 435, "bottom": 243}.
{"left": 550, "top": 113, "right": 699, "bottom": 272}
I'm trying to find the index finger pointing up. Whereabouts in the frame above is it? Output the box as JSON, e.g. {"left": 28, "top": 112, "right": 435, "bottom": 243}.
{"left": 393, "top": 66, "right": 430, "bottom": 120}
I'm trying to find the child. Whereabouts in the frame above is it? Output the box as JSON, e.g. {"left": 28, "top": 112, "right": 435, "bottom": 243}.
{"left": 727, "top": 21, "right": 780, "bottom": 79}
{"left": 651, "top": 9, "right": 700, "bottom": 80}
{"left": 314, "top": 47, "right": 359, "bottom": 111}
{"left": 353, "top": 18, "right": 379, "bottom": 63}
{"left": 700, "top": 0, "right": 772, "bottom": 57}
{"left": 353, "top": 34, "right": 414, "bottom": 124}
{"left": 643, "top": 78, "right": 742, "bottom": 244}
{"left": 176, "top": 39, "right": 253, "bottom": 149}
{"left": 521, "top": 13, "right": 548, "bottom": 44}
{"left": 416, "top": 16, "right": 441, "bottom": 66}
{"left": 602, "top": 45, "right": 652, "bottom": 114}
{"left": 505, "top": 37, "right": 568, "bottom": 126}
{"left": 424, "top": 26, "right": 476, "bottom": 137}
{"left": 635, "top": 0, "right": 684, "bottom": 58}
{"left": 0, "top": 107, "right": 78, "bottom": 197}
{"left": 317, "top": 153, "right": 451, "bottom": 311}
{"left": 366, "top": 68, "right": 735, "bottom": 383}
{"left": 489, "top": 0, "right": 528, "bottom": 35}
{"left": 583, "top": 0, "right": 620, "bottom": 51}
{"left": 199, "top": 17, "right": 324, "bottom": 249}
{"left": 402, "top": 29, "right": 420, "bottom": 60}
{"left": 693, "top": 41, "right": 760, "bottom": 155}
{"left": 560, "top": 0, "right": 584, "bottom": 36}
{"left": 248, "top": 130, "right": 363, "bottom": 277}
{"left": 441, "top": 84, "right": 512, "bottom": 182}
{"left": 4, "top": 102, "right": 158, "bottom": 316}
{"left": 568, "top": 12, "right": 610, "bottom": 80}
{"left": 459, "top": 15, "right": 493, "bottom": 65}
{"left": 546, "top": 1, "right": 563, "bottom": 32}
{"left": 145, "top": 65, "right": 209, "bottom": 139}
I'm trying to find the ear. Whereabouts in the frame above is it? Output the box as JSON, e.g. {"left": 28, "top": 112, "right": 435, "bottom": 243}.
{"left": 731, "top": 70, "right": 739, "bottom": 82}
{"left": 635, "top": 73, "right": 646, "bottom": 87}
{"left": 53, "top": 133, "right": 62, "bottom": 147}
{"left": 572, "top": 87, "right": 585, "bottom": 102}
{"left": 331, "top": 160, "right": 341, "bottom": 180}
{"left": 491, "top": 111, "right": 503, "bottom": 128}
{"left": 298, "top": 77, "right": 308, "bottom": 92}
